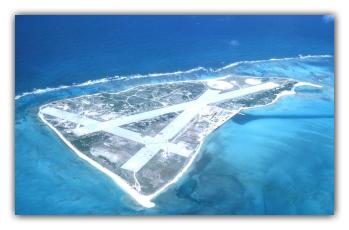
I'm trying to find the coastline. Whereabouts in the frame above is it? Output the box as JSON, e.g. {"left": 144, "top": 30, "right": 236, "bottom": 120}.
{"left": 38, "top": 111, "right": 156, "bottom": 208}
{"left": 37, "top": 80, "right": 321, "bottom": 208}
{"left": 16, "top": 54, "right": 330, "bottom": 100}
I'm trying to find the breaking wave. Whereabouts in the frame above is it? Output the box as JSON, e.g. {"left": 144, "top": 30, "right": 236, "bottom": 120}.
{"left": 15, "top": 54, "right": 332, "bottom": 100}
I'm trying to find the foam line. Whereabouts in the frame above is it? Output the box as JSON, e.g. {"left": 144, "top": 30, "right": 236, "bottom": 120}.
{"left": 15, "top": 54, "right": 332, "bottom": 100}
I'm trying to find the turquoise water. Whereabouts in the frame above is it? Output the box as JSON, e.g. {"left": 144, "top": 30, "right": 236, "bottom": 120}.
{"left": 166, "top": 94, "right": 334, "bottom": 214}
{"left": 15, "top": 56, "right": 334, "bottom": 215}
{"left": 15, "top": 16, "right": 334, "bottom": 215}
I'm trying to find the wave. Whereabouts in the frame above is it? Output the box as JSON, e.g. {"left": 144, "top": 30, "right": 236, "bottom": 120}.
{"left": 14, "top": 76, "right": 127, "bottom": 100}
{"left": 140, "top": 67, "right": 206, "bottom": 78}
{"left": 15, "top": 54, "right": 332, "bottom": 100}
{"left": 216, "top": 54, "right": 333, "bottom": 71}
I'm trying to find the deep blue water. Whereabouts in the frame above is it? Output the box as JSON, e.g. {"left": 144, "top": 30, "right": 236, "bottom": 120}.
{"left": 15, "top": 15, "right": 334, "bottom": 95}
{"left": 15, "top": 15, "right": 334, "bottom": 215}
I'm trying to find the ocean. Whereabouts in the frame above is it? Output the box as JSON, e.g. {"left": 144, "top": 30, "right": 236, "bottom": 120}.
{"left": 15, "top": 15, "right": 334, "bottom": 215}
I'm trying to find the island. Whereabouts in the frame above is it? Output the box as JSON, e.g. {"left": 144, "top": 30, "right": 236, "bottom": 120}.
{"left": 38, "top": 76, "right": 320, "bottom": 208}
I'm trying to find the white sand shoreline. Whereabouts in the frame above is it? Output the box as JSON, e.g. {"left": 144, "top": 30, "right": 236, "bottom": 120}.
{"left": 37, "top": 79, "right": 320, "bottom": 208}
{"left": 38, "top": 110, "right": 156, "bottom": 208}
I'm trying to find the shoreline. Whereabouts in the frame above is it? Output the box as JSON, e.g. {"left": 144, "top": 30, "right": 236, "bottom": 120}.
{"left": 16, "top": 54, "right": 331, "bottom": 100}
{"left": 37, "top": 80, "right": 320, "bottom": 208}
{"left": 38, "top": 111, "right": 156, "bottom": 208}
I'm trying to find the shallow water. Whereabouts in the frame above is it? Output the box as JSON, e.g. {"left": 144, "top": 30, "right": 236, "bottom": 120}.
{"left": 15, "top": 56, "right": 334, "bottom": 215}
{"left": 15, "top": 16, "right": 334, "bottom": 215}
{"left": 158, "top": 94, "right": 334, "bottom": 215}
{"left": 15, "top": 15, "right": 334, "bottom": 95}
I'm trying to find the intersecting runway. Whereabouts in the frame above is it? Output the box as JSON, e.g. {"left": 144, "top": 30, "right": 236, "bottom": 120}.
{"left": 40, "top": 81, "right": 279, "bottom": 173}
